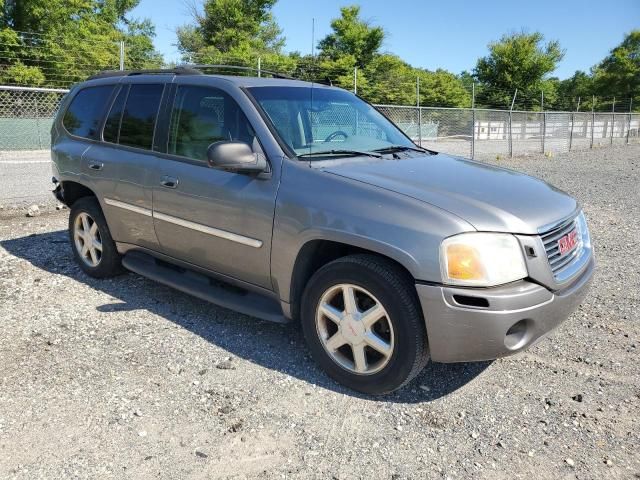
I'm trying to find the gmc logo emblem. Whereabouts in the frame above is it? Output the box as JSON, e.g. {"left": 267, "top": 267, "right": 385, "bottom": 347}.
{"left": 558, "top": 230, "right": 578, "bottom": 255}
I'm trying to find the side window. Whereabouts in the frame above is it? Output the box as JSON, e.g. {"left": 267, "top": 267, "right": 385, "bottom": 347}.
{"left": 118, "top": 84, "right": 164, "bottom": 150}
{"left": 103, "top": 86, "right": 128, "bottom": 143}
{"left": 63, "top": 85, "right": 114, "bottom": 139}
{"left": 168, "top": 86, "right": 255, "bottom": 162}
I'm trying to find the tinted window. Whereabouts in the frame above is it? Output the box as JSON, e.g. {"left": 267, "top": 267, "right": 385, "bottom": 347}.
{"left": 103, "top": 86, "right": 128, "bottom": 143}
{"left": 168, "top": 86, "right": 255, "bottom": 162}
{"left": 63, "top": 86, "right": 114, "bottom": 139}
{"left": 119, "top": 84, "right": 164, "bottom": 150}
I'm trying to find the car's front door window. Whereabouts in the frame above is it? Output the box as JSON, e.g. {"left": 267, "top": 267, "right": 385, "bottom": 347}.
{"left": 168, "top": 86, "right": 255, "bottom": 162}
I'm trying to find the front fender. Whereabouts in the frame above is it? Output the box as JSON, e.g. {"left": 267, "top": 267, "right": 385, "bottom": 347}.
{"left": 270, "top": 160, "right": 474, "bottom": 303}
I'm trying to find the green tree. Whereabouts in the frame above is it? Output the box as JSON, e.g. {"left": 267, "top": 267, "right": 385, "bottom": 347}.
{"left": 317, "top": 5, "right": 384, "bottom": 68}
{"left": 0, "top": 0, "right": 162, "bottom": 87}
{"left": 360, "top": 54, "right": 415, "bottom": 105}
{"left": 474, "top": 32, "right": 565, "bottom": 108}
{"left": 177, "top": 0, "right": 284, "bottom": 63}
{"left": 592, "top": 30, "right": 640, "bottom": 110}
{"left": 419, "top": 69, "right": 471, "bottom": 107}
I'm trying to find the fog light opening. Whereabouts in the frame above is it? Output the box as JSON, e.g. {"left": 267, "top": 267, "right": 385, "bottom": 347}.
{"left": 504, "top": 319, "right": 531, "bottom": 350}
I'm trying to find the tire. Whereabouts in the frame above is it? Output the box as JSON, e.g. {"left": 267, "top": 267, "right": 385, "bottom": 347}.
{"left": 68, "top": 196, "right": 123, "bottom": 278}
{"left": 301, "top": 254, "right": 429, "bottom": 394}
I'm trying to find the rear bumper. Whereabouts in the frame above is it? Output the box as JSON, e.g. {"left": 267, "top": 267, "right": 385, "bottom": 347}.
{"left": 416, "top": 257, "right": 594, "bottom": 363}
{"left": 52, "top": 177, "right": 65, "bottom": 204}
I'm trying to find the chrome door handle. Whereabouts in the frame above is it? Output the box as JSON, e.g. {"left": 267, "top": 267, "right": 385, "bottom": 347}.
{"left": 160, "top": 176, "right": 178, "bottom": 188}
{"left": 88, "top": 162, "right": 104, "bottom": 171}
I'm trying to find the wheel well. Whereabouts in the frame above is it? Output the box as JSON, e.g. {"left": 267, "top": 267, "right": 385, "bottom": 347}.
{"left": 61, "top": 181, "right": 95, "bottom": 207}
{"left": 288, "top": 240, "right": 414, "bottom": 321}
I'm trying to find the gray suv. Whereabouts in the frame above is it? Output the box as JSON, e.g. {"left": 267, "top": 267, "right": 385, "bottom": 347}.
{"left": 51, "top": 67, "right": 594, "bottom": 394}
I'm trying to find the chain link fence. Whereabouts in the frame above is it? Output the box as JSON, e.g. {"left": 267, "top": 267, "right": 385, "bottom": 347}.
{"left": 2, "top": 86, "right": 639, "bottom": 156}
{"left": 377, "top": 105, "right": 640, "bottom": 159}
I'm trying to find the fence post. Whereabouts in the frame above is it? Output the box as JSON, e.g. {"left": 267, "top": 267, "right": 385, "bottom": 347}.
{"left": 258, "top": 57, "right": 261, "bottom": 77}
{"left": 627, "top": 97, "right": 633, "bottom": 145}
{"left": 508, "top": 111, "right": 513, "bottom": 157}
{"left": 542, "top": 111, "right": 546, "bottom": 154}
{"left": 471, "top": 108, "right": 475, "bottom": 159}
{"left": 569, "top": 113, "right": 574, "bottom": 151}
{"left": 471, "top": 83, "right": 475, "bottom": 159}
{"left": 610, "top": 97, "right": 615, "bottom": 145}
{"left": 34, "top": 95, "right": 43, "bottom": 149}
{"left": 418, "top": 107, "right": 422, "bottom": 148}
{"left": 591, "top": 97, "right": 595, "bottom": 149}
{"left": 119, "top": 41, "right": 125, "bottom": 71}
{"left": 353, "top": 67, "right": 357, "bottom": 94}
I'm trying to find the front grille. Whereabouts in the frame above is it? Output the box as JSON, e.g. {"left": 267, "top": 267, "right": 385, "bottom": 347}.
{"left": 540, "top": 216, "right": 583, "bottom": 278}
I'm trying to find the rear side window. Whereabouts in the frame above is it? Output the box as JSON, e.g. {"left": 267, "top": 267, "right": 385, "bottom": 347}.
{"left": 118, "top": 84, "right": 164, "bottom": 150}
{"left": 63, "top": 86, "right": 114, "bottom": 139}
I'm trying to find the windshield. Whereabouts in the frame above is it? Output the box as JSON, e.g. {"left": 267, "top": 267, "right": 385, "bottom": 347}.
{"left": 246, "top": 86, "right": 416, "bottom": 157}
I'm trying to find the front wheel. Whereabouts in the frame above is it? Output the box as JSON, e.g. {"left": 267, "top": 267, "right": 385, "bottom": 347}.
{"left": 301, "top": 254, "right": 429, "bottom": 394}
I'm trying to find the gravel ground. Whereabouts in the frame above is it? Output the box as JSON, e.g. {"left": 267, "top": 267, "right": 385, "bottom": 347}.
{"left": 0, "top": 146, "right": 638, "bottom": 479}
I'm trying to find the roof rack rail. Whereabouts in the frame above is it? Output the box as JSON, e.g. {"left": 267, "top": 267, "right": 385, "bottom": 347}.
{"left": 184, "top": 64, "right": 297, "bottom": 80}
{"left": 88, "top": 66, "right": 203, "bottom": 80}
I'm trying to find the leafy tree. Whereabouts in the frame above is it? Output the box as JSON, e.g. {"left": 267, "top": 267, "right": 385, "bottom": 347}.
{"left": 361, "top": 54, "right": 415, "bottom": 105}
{"left": 419, "top": 69, "right": 470, "bottom": 108}
{"left": 177, "top": 0, "right": 284, "bottom": 63}
{"left": 593, "top": 30, "right": 640, "bottom": 110}
{"left": 0, "top": 0, "right": 162, "bottom": 87}
{"left": 474, "top": 32, "right": 565, "bottom": 108}
{"left": 317, "top": 5, "right": 384, "bottom": 68}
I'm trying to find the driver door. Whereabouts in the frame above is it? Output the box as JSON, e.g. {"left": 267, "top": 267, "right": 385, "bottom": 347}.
{"left": 152, "top": 84, "right": 277, "bottom": 289}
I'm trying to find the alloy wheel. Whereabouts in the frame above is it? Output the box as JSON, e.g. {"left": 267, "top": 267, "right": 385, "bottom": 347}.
{"left": 73, "top": 212, "right": 103, "bottom": 267}
{"left": 315, "top": 283, "right": 395, "bottom": 375}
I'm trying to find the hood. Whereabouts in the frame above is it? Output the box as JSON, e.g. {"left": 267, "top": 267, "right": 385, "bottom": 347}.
{"left": 321, "top": 153, "right": 578, "bottom": 234}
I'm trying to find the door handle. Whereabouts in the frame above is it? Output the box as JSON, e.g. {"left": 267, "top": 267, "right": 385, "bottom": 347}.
{"left": 160, "top": 176, "right": 179, "bottom": 188}
{"left": 88, "top": 162, "right": 104, "bottom": 171}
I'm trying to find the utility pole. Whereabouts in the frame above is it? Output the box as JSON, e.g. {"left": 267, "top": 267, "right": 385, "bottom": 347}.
{"left": 257, "top": 57, "right": 261, "bottom": 78}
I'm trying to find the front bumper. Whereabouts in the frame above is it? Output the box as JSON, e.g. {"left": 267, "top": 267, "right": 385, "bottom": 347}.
{"left": 416, "top": 257, "right": 594, "bottom": 363}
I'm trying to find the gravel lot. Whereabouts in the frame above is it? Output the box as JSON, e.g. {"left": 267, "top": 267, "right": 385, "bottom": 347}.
{"left": 1, "top": 146, "right": 639, "bottom": 479}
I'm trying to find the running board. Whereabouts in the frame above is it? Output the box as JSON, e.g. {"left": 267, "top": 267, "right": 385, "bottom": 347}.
{"left": 122, "top": 251, "right": 288, "bottom": 324}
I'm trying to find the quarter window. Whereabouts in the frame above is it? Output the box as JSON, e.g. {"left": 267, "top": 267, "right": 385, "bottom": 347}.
{"left": 168, "top": 86, "right": 255, "bottom": 162}
{"left": 103, "top": 86, "right": 128, "bottom": 143}
{"left": 63, "top": 86, "right": 114, "bottom": 139}
{"left": 118, "top": 84, "right": 164, "bottom": 150}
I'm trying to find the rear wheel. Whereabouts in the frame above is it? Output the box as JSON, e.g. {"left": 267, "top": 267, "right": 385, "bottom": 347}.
{"left": 301, "top": 254, "right": 429, "bottom": 394}
{"left": 69, "top": 197, "right": 123, "bottom": 278}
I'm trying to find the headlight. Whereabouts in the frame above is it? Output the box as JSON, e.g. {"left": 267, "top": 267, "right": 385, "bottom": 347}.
{"left": 440, "top": 233, "right": 527, "bottom": 287}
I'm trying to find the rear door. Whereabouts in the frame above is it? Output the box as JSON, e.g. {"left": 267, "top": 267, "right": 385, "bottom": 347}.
{"left": 151, "top": 82, "right": 279, "bottom": 289}
{"left": 91, "top": 82, "right": 166, "bottom": 251}
{"left": 53, "top": 84, "right": 117, "bottom": 200}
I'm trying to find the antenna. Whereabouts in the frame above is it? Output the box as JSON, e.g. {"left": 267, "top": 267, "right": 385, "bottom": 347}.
{"left": 309, "top": 18, "right": 315, "bottom": 158}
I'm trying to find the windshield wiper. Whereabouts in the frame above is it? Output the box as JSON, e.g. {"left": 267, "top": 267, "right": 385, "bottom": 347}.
{"left": 298, "top": 149, "right": 383, "bottom": 159}
{"left": 373, "top": 145, "right": 433, "bottom": 154}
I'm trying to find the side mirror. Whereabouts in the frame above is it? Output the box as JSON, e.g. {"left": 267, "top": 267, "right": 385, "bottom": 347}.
{"left": 206, "top": 141, "right": 267, "bottom": 174}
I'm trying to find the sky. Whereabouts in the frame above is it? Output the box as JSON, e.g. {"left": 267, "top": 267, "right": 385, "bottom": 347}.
{"left": 130, "top": 0, "right": 640, "bottom": 79}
